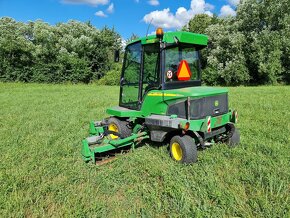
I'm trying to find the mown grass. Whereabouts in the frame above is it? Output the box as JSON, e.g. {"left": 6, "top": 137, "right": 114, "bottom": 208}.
{"left": 0, "top": 83, "right": 289, "bottom": 217}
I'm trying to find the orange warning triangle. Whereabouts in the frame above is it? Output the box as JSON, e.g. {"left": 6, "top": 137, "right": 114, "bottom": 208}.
{"left": 177, "top": 60, "right": 192, "bottom": 81}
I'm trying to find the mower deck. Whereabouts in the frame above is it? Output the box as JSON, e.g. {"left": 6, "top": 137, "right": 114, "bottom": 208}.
{"left": 81, "top": 121, "right": 149, "bottom": 163}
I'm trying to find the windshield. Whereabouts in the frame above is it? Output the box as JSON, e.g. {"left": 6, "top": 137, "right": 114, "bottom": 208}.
{"left": 164, "top": 45, "right": 200, "bottom": 83}
{"left": 120, "top": 42, "right": 141, "bottom": 109}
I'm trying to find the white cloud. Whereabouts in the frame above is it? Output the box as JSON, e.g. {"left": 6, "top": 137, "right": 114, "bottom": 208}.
{"left": 95, "top": 10, "right": 107, "bottom": 17}
{"left": 107, "top": 3, "right": 114, "bottom": 13}
{"left": 228, "top": 0, "right": 240, "bottom": 7}
{"left": 205, "top": 3, "right": 215, "bottom": 11}
{"left": 190, "top": 0, "right": 207, "bottom": 14}
{"left": 143, "top": 0, "right": 213, "bottom": 29}
{"left": 62, "top": 0, "right": 109, "bottom": 6}
{"left": 148, "top": 0, "right": 159, "bottom": 6}
{"left": 219, "top": 5, "right": 236, "bottom": 17}
{"left": 144, "top": 8, "right": 180, "bottom": 29}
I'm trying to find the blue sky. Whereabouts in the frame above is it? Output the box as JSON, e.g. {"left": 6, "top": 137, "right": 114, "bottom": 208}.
{"left": 0, "top": 0, "right": 239, "bottom": 39}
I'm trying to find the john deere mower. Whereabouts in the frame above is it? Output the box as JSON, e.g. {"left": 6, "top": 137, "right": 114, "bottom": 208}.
{"left": 81, "top": 28, "right": 240, "bottom": 164}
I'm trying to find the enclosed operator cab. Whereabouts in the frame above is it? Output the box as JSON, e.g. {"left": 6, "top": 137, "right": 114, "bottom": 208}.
{"left": 119, "top": 30, "right": 206, "bottom": 111}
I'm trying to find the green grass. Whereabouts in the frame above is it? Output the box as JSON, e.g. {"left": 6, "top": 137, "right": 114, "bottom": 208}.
{"left": 0, "top": 83, "right": 289, "bottom": 217}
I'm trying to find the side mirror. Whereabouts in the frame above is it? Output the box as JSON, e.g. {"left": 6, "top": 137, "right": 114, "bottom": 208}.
{"left": 114, "top": 50, "right": 120, "bottom": 62}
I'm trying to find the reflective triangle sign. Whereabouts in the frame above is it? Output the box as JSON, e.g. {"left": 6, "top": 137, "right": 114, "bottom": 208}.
{"left": 177, "top": 60, "right": 192, "bottom": 81}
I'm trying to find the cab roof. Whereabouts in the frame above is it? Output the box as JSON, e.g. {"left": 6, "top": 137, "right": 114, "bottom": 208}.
{"left": 128, "top": 31, "right": 208, "bottom": 47}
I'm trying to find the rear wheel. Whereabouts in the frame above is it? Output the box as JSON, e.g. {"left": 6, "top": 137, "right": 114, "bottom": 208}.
{"left": 170, "top": 135, "right": 197, "bottom": 164}
{"left": 107, "top": 117, "right": 132, "bottom": 140}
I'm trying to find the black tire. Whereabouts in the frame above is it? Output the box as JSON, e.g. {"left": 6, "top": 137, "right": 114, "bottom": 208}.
{"left": 170, "top": 135, "right": 197, "bottom": 164}
{"left": 226, "top": 128, "right": 240, "bottom": 147}
{"left": 107, "top": 117, "right": 132, "bottom": 139}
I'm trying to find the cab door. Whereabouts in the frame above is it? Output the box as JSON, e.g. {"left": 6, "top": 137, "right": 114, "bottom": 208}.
{"left": 120, "top": 42, "right": 141, "bottom": 110}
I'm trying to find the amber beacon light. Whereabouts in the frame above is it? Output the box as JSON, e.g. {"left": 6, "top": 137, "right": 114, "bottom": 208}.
{"left": 156, "top": 27, "right": 164, "bottom": 39}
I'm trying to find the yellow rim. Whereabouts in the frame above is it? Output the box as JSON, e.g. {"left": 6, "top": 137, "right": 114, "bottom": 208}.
{"left": 171, "top": 142, "right": 183, "bottom": 161}
{"left": 108, "top": 123, "right": 119, "bottom": 139}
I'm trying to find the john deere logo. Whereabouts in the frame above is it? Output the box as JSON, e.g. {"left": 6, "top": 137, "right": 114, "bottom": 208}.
{"left": 214, "top": 100, "right": 219, "bottom": 107}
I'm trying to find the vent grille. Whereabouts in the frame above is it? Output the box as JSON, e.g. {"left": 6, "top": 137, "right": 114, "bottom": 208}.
{"left": 167, "top": 94, "right": 228, "bottom": 120}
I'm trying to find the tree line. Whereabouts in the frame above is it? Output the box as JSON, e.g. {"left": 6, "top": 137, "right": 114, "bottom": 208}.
{"left": 184, "top": 0, "right": 289, "bottom": 85}
{"left": 0, "top": 0, "right": 289, "bottom": 85}
{"left": 0, "top": 18, "right": 121, "bottom": 83}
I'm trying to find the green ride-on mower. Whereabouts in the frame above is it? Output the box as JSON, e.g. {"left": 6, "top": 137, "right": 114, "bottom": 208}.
{"left": 81, "top": 28, "right": 240, "bottom": 164}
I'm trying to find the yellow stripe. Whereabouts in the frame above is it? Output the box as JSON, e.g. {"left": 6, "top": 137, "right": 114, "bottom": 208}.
{"left": 164, "top": 93, "right": 182, "bottom": 97}
{"left": 147, "top": 93, "right": 183, "bottom": 97}
{"left": 147, "top": 92, "right": 162, "bottom": 96}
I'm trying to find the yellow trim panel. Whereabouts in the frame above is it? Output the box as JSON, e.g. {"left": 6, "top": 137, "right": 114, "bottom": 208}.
{"left": 147, "top": 93, "right": 183, "bottom": 97}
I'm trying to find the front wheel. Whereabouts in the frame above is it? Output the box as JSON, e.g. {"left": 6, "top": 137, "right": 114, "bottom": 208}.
{"left": 170, "top": 135, "right": 197, "bottom": 164}
{"left": 107, "top": 117, "right": 132, "bottom": 140}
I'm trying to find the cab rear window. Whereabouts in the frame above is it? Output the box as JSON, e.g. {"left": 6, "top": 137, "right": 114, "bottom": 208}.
{"left": 165, "top": 46, "right": 200, "bottom": 82}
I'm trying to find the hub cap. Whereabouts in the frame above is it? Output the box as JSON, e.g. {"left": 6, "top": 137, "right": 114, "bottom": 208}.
{"left": 108, "top": 123, "right": 119, "bottom": 139}
{"left": 171, "top": 142, "right": 183, "bottom": 161}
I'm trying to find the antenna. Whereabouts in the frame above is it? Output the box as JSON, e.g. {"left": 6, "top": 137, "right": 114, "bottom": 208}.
{"left": 146, "top": 18, "right": 153, "bottom": 38}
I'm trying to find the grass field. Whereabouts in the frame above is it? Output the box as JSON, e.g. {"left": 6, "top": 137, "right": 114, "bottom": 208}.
{"left": 0, "top": 83, "right": 289, "bottom": 217}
